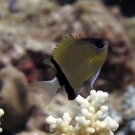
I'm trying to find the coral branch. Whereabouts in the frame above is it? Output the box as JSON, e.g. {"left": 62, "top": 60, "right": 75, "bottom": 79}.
{"left": 46, "top": 90, "right": 119, "bottom": 135}
{"left": 0, "top": 109, "right": 4, "bottom": 132}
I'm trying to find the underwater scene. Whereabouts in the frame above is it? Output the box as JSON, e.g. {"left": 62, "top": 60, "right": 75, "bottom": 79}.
{"left": 0, "top": 0, "right": 135, "bottom": 135}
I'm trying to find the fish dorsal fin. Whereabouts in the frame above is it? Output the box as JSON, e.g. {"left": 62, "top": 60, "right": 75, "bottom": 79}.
{"left": 53, "top": 36, "right": 78, "bottom": 61}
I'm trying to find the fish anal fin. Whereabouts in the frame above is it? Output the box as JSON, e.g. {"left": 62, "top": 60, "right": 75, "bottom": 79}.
{"left": 53, "top": 36, "right": 77, "bottom": 61}
{"left": 90, "top": 68, "right": 101, "bottom": 90}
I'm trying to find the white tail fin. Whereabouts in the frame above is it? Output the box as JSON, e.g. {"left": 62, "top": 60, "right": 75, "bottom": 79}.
{"left": 27, "top": 77, "right": 60, "bottom": 108}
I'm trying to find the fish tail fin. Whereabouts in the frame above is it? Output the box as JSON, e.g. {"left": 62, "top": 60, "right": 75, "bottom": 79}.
{"left": 27, "top": 77, "right": 60, "bottom": 108}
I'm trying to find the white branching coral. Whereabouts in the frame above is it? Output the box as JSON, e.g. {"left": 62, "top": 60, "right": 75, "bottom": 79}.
{"left": 0, "top": 108, "right": 4, "bottom": 133}
{"left": 46, "top": 90, "right": 119, "bottom": 135}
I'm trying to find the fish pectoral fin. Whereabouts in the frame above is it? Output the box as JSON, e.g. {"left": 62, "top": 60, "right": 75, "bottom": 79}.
{"left": 90, "top": 68, "right": 101, "bottom": 90}
{"left": 27, "top": 77, "right": 60, "bottom": 108}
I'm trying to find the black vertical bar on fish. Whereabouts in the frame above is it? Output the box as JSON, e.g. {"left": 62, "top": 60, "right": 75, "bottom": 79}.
{"left": 51, "top": 58, "right": 76, "bottom": 100}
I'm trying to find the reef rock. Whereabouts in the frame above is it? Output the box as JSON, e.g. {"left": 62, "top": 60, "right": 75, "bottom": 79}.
{"left": 0, "top": 65, "right": 31, "bottom": 134}
{"left": 73, "top": 0, "right": 133, "bottom": 91}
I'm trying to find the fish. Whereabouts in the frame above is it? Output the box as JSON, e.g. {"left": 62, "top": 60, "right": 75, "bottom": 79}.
{"left": 27, "top": 36, "right": 108, "bottom": 107}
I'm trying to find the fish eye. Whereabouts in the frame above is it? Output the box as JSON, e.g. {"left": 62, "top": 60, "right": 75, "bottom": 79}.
{"left": 95, "top": 40, "right": 105, "bottom": 49}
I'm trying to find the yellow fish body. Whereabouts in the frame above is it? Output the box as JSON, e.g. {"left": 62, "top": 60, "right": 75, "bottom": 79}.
{"left": 28, "top": 36, "right": 108, "bottom": 107}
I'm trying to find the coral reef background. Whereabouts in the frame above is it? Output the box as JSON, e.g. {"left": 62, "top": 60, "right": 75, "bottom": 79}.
{"left": 0, "top": 0, "right": 135, "bottom": 135}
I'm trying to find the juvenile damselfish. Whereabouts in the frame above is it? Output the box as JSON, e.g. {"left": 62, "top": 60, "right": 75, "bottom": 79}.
{"left": 28, "top": 36, "right": 108, "bottom": 107}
